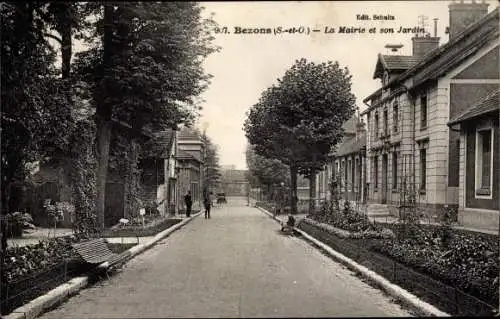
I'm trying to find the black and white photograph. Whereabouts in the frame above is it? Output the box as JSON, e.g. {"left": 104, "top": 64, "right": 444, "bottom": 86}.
{"left": 1, "top": 1, "right": 499, "bottom": 317}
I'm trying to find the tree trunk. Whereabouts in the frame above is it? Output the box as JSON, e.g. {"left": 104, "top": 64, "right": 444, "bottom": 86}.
{"left": 94, "top": 5, "right": 114, "bottom": 230}
{"left": 308, "top": 169, "right": 317, "bottom": 215}
{"left": 95, "top": 117, "right": 112, "bottom": 229}
{"left": 60, "top": 23, "right": 72, "bottom": 78}
{"left": 290, "top": 165, "right": 298, "bottom": 214}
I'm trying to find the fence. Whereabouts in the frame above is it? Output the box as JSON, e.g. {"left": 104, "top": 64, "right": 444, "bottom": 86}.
{"left": 299, "top": 220, "right": 497, "bottom": 316}
{"left": 0, "top": 258, "right": 91, "bottom": 315}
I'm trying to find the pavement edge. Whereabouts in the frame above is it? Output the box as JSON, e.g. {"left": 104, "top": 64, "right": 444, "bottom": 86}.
{"left": 256, "top": 206, "right": 450, "bottom": 317}
{"left": 3, "top": 212, "right": 202, "bottom": 319}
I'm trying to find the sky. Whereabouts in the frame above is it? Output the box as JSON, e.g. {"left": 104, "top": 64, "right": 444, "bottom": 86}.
{"left": 196, "top": 0, "right": 497, "bottom": 170}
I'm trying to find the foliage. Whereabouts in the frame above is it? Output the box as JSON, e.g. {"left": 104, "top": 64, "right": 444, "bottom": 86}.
{"left": 371, "top": 225, "right": 499, "bottom": 305}
{"left": 69, "top": 119, "right": 99, "bottom": 239}
{"left": 245, "top": 144, "right": 289, "bottom": 189}
{"left": 303, "top": 217, "right": 394, "bottom": 239}
{"left": 201, "top": 131, "right": 222, "bottom": 190}
{"left": 73, "top": 2, "right": 219, "bottom": 129}
{"left": 71, "top": 2, "right": 219, "bottom": 226}
{"left": 329, "top": 175, "right": 342, "bottom": 211}
{"left": 103, "top": 217, "right": 182, "bottom": 238}
{"left": 5, "top": 212, "right": 35, "bottom": 238}
{"left": 244, "top": 58, "right": 356, "bottom": 213}
{"left": 3, "top": 236, "right": 79, "bottom": 283}
{"left": 1, "top": 2, "right": 78, "bottom": 203}
{"left": 44, "top": 200, "right": 73, "bottom": 224}
{"left": 310, "top": 200, "right": 384, "bottom": 234}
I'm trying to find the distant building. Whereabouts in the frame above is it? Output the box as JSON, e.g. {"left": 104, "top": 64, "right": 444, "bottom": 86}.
{"left": 315, "top": 115, "right": 366, "bottom": 203}
{"left": 220, "top": 169, "right": 249, "bottom": 196}
{"left": 177, "top": 127, "right": 205, "bottom": 211}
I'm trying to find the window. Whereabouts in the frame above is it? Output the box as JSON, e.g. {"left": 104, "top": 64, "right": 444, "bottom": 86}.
{"left": 373, "top": 156, "right": 378, "bottom": 190}
{"left": 420, "top": 94, "right": 427, "bottom": 130}
{"left": 392, "top": 152, "right": 398, "bottom": 190}
{"left": 341, "top": 160, "right": 346, "bottom": 189}
{"left": 393, "top": 101, "right": 399, "bottom": 133}
{"left": 347, "top": 159, "right": 352, "bottom": 191}
{"left": 374, "top": 113, "right": 379, "bottom": 139}
{"left": 476, "top": 129, "right": 493, "bottom": 196}
{"left": 383, "top": 109, "right": 388, "bottom": 137}
{"left": 420, "top": 148, "right": 426, "bottom": 191}
{"left": 354, "top": 158, "right": 359, "bottom": 191}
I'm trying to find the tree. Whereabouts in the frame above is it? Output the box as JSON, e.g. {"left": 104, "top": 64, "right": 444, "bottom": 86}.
{"left": 40, "top": 2, "right": 95, "bottom": 78}
{"left": 73, "top": 2, "right": 218, "bottom": 228}
{"left": 201, "top": 131, "right": 222, "bottom": 191}
{"left": 244, "top": 58, "right": 355, "bottom": 214}
{"left": 0, "top": 2, "right": 84, "bottom": 285}
{"left": 245, "top": 144, "right": 289, "bottom": 199}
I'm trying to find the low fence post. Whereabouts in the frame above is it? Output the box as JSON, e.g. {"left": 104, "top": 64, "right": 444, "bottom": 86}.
{"left": 393, "top": 260, "right": 396, "bottom": 282}
{"left": 64, "top": 260, "right": 68, "bottom": 282}
{"left": 5, "top": 284, "right": 8, "bottom": 315}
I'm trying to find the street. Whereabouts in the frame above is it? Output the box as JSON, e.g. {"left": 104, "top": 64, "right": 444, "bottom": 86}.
{"left": 40, "top": 197, "right": 412, "bottom": 318}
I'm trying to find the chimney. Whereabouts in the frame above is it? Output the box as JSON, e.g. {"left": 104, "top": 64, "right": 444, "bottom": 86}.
{"left": 412, "top": 36, "right": 440, "bottom": 57}
{"left": 448, "top": 0, "right": 489, "bottom": 40}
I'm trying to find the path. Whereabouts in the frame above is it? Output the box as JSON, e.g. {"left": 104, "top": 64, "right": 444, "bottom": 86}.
{"left": 39, "top": 197, "right": 412, "bottom": 318}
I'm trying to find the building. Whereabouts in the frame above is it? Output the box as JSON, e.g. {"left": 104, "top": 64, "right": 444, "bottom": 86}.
{"left": 176, "top": 127, "right": 205, "bottom": 212}
{"left": 140, "top": 128, "right": 178, "bottom": 216}
{"left": 315, "top": 115, "right": 367, "bottom": 204}
{"left": 220, "top": 169, "right": 249, "bottom": 196}
{"left": 361, "top": 2, "right": 498, "bottom": 224}
{"left": 332, "top": 117, "right": 367, "bottom": 203}
{"left": 448, "top": 90, "right": 499, "bottom": 231}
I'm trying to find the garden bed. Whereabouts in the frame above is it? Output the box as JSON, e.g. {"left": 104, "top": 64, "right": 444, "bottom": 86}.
{"left": 298, "top": 218, "right": 498, "bottom": 316}
{"left": 102, "top": 216, "right": 184, "bottom": 237}
{"left": 1, "top": 237, "right": 136, "bottom": 315}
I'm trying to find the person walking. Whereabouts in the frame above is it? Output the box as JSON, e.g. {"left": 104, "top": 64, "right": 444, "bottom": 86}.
{"left": 184, "top": 190, "right": 192, "bottom": 218}
{"left": 204, "top": 191, "right": 213, "bottom": 219}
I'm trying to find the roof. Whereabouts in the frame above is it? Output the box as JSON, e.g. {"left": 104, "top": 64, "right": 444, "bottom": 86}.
{"left": 392, "top": 8, "right": 499, "bottom": 89}
{"left": 178, "top": 127, "right": 202, "bottom": 141}
{"left": 176, "top": 149, "right": 203, "bottom": 163}
{"left": 342, "top": 115, "right": 359, "bottom": 134}
{"left": 142, "top": 129, "right": 174, "bottom": 158}
{"left": 448, "top": 89, "right": 499, "bottom": 126}
{"left": 373, "top": 54, "right": 419, "bottom": 79}
{"left": 332, "top": 133, "right": 367, "bottom": 157}
{"left": 364, "top": 7, "right": 499, "bottom": 103}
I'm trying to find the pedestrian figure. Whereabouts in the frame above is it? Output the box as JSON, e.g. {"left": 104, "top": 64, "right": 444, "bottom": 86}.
{"left": 184, "top": 190, "right": 192, "bottom": 218}
{"left": 204, "top": 191, "right": 213, "bottom": 219}
{"left": 281, "top": 214, "right": 295, "bottom": 234}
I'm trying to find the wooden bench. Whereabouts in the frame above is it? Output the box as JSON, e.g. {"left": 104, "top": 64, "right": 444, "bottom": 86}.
{"left": 72, "top": 239, "right": 131, "bottom": 276}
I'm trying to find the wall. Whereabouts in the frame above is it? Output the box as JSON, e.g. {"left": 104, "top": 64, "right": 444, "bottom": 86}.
{"left": 464, "top": 117, "right": 499, "bottom": 210}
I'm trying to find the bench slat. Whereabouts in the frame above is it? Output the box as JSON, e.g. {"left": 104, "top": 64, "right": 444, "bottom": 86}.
{"left": 73, "top": 239, "right": 118, "bottom": 265}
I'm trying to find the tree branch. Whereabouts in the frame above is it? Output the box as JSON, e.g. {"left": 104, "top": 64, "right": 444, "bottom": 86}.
{"left": 44, "top": 32, "right": 62, "bottom": 44}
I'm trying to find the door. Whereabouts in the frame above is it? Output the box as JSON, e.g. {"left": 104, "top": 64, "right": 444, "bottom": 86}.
{"left": 381, "top": 154, "right": 388, "bottom": 204}
{"left": 104, "top": 182, "right": 124, "bottom": 227}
